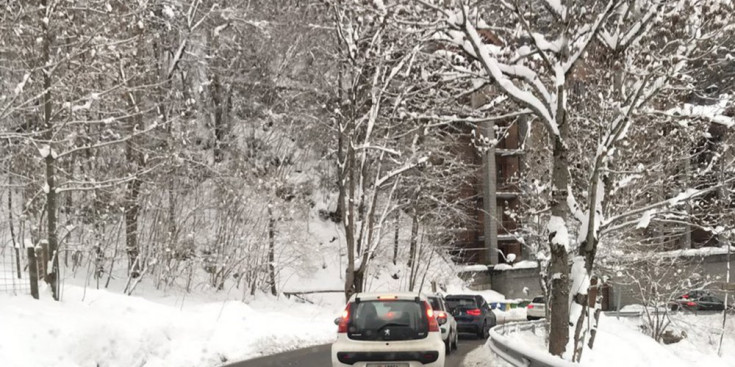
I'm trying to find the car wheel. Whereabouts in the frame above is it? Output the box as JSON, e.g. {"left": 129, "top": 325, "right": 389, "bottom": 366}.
{"left": 445, "top": 335, "right": 452, "bottom": 355}
{"left": 478, "top": 321, "right": 489, "bottom": 339}
{"left": 452, "top": 329, "right": 459, "bottom": 350}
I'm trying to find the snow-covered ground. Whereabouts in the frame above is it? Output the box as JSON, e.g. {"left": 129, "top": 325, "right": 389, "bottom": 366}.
{"left": 463, "top": 340, "right": 511, "bottom": 367}
{"left": 0, "top": 284, "right": 341, "bottom": 367}
{"left": 0, "top": 190, "right": 479, "bottom": 367}
{"left": 500, "top": 312, "right": 735, "bottom": 367}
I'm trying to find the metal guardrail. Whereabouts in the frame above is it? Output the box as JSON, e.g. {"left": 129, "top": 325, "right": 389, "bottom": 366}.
{"left": 487, "top": 320, "right": 577, "bottom": 367}
{"left": 603, "top": 310, "right": 643, "bottom": 318}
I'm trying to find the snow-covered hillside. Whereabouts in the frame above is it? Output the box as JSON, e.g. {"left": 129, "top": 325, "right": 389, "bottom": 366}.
{"left": 0, "top": 285, "right": 341, "bottom": 367}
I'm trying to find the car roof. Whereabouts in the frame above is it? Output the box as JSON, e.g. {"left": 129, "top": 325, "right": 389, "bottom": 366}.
{"left": 445, "top": 294, "right": 480, "bottom": 298}
{"left": 350, "top": 292, "right": 427, "bottom": 302}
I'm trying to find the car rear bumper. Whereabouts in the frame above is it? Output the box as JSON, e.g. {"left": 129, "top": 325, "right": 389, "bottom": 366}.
{"left": 332, "top": 335, "right": 445, "bottom": 367}
{"left": 527, "top": 310, "right": 545, "bottom": 319}
{"left": 455, "top": 319, "right": 483, "bottom": 333}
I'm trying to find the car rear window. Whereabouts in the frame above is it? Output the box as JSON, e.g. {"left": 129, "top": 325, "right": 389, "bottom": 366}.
{"left": 445, "top": 297, "right": 477, "bottom": 311}
{"left": 428, "top": 297, "right": 442, "bottom": 311}
{"left": 348, "top": 300, "right": 429, "bottom": 341}
{"left": 532, "top": 297, "right": 544, "bottom": 303}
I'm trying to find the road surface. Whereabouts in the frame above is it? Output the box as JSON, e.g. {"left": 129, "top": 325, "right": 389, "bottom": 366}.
{"left": 226, "top": 334, "right": 487, "bottom": 367}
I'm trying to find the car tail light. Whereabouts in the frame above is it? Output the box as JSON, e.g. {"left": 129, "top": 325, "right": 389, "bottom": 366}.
{"left": 423, "top": 301, "right": 440, "bottom": 332}
{"left": 338, "top": 303, "right": 352, "bottom": 333}
{"left": 435, "top": 311, "right": 447, "bottom": 319}
{"left": 682, "top": 294, "right": 689, "bottom": 299}
{"left": 686, "top": 301, "right": 697, "bottom": 307}
{"left": 527, "top": 304, "right": 534, "bottom": 309}
{"left": 467, "top": 308, "right": 482, "bottom": 316}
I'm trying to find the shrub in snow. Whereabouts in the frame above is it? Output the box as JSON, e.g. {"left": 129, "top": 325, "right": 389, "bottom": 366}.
{"left": 661, "top": 329, "right": 687, "bottom": 345}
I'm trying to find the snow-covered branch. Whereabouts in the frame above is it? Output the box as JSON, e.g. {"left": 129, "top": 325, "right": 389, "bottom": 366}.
{"left": 452, "top": 8, "right": 559, "bottom": 137}
{"left": 55, "top": 121, "right": 160, "bottom": 159}
{"left": 375, "top": 156, "right": 428, "bottom": 188}
{"left": 601, "top": 175, "right": 735, "bottom": 235}
{"left": 563, "top": 0, "right": 618, "bottom": 75}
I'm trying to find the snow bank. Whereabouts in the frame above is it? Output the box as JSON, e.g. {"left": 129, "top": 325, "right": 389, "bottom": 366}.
{"left": 458, "top": 264, "right": 489, "bottom": 272}
{"left": 658, "top": 245, "right": 735, "bottom": 259}
{"left": 493, "top": 260, "right": 538, "bottom": 271}
{"left": 0, "top": 286, "right": 338, "bottom": 367}
{"left": 493, "top": 307, "right": 528, "bottom": 323}
{"left": 499, "top": 313, "right": 735, "bottom": 366}
{"left": 463, "top": 339, "right": 512, "bottom": 367}
{"left": 583, "top": 313, "right": 735, "bottom": 366}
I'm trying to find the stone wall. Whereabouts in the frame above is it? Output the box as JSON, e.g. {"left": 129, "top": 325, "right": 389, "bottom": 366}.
{"left": 458, "top": 266, "right": 542, "bottom": 300}
{"left": 608, "top": 252, "right": 735, "bottom": 309}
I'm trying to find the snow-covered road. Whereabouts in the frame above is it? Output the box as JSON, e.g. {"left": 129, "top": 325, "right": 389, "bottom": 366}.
{"left": 224, "top": 336, "right": 488, "bottom": 367}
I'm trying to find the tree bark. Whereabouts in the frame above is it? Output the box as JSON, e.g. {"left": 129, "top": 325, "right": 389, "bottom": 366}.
{"left": 8, "top": 177, "right": 21, "bottom": 279}
{"left": 343, "top": 140, "right": 357, "bottom": 301}
{"left": 125, "top": 164, "right": 142, "bottom": 278}
{"left": 41, "top": 0, "right": 60, "bottom": 300}
{"left": 548, "top": 135, "right": 571, "bottom": 356}
{"left": 268, "top": 205, "right": 277, "bottom": 296}
{"left": 393, "top": 210, "right": 400, "bottom": 265}
{"left": 28, "top": 248, "right": 39, "bottom": 299}
{"left": 407, "top": 210, "right": 419, "bottom": 269}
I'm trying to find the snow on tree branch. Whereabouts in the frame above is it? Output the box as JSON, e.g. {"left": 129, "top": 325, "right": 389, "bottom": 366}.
{"left": 446, "top": 7, "right": 559, "bottom": 137}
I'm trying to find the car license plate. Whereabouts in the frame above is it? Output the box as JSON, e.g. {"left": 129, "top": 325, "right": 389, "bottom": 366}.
{"left": 366, "top": 364, "right": 409, "bottom": 367}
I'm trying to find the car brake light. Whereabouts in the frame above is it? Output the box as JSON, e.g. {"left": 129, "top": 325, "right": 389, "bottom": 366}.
{"left": 423, "top": 301, "right": 440, "bottom": 332}
{"left": 686, "top": 301, "right": 697, "bottom": 307}
{"left": 527, "top": 304, "right": 534, "bottom": 309}
{"left": 682, "top": 294, "right": 689, "bottom": 299}
{"left": 467, "top": 308, "right": 482, "bottom": 316}
{"left": 435, "top": 311, "right": 447, "bottom": 319}
{"left": 338, "top": 303, "right": 352, "bottom": 333}
{"left": 378, "top": 295, "right": 398, "bottom": 300}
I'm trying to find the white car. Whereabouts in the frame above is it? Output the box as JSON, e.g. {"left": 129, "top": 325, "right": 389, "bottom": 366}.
{"left": 331, "top": 292, "right": 446, "bottom": 367}
{"left": 427, "top": 295, "right": 458, "bottom": 355}
{"left": 526, "top": 296, "right": 546, "bottom": 320}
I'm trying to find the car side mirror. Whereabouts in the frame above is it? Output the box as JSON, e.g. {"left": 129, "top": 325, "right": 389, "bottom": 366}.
{"left": 334, "top": 317, "right": 342, "bottom": 325}
{"left": 437, "top": 317, "right": 447, "bottom": 325}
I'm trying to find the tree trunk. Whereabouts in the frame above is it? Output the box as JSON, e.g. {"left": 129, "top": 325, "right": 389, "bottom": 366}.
{"left": 335, "top": 122, "right": 345, "bottom": 223}
{"left": 407, "top": 210, "right": 419, "bottom": 269}
{"left": 41, "top": 0, "right": 60, "bottom": 300}
{"left": 8, "top": 177, "right": 21, "bottom": 279}
{"left": 343, "top": 141, "right": 357, "bottom": 301}
{"left": 548, "top": 135, "right": 571, "bottom": 356}
{"left": 212, "top": 71, "right": 225, "bottom": 163}
{"left": 268, "top": 205, "right": 277, "bottom": 296}
{"left": 125, "top": 156, "right": 142, "bottom": 278}
{"left": 28, "top": 248, "right": 39, "bottom": 299}
{"left": 393, "top": 210, "right": 400, "bottom": 265}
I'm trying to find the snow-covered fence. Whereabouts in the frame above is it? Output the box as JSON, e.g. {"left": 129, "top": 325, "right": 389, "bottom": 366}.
{"left": 0, "top": 244, "right": 31, "bottom": 296}
{"left": 488, "top": 320, "right": 576, "bottom": 367}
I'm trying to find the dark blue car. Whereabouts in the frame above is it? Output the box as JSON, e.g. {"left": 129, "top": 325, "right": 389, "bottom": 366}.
{"left": 445, "top": 294, "right": 497, "bottom": 338}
